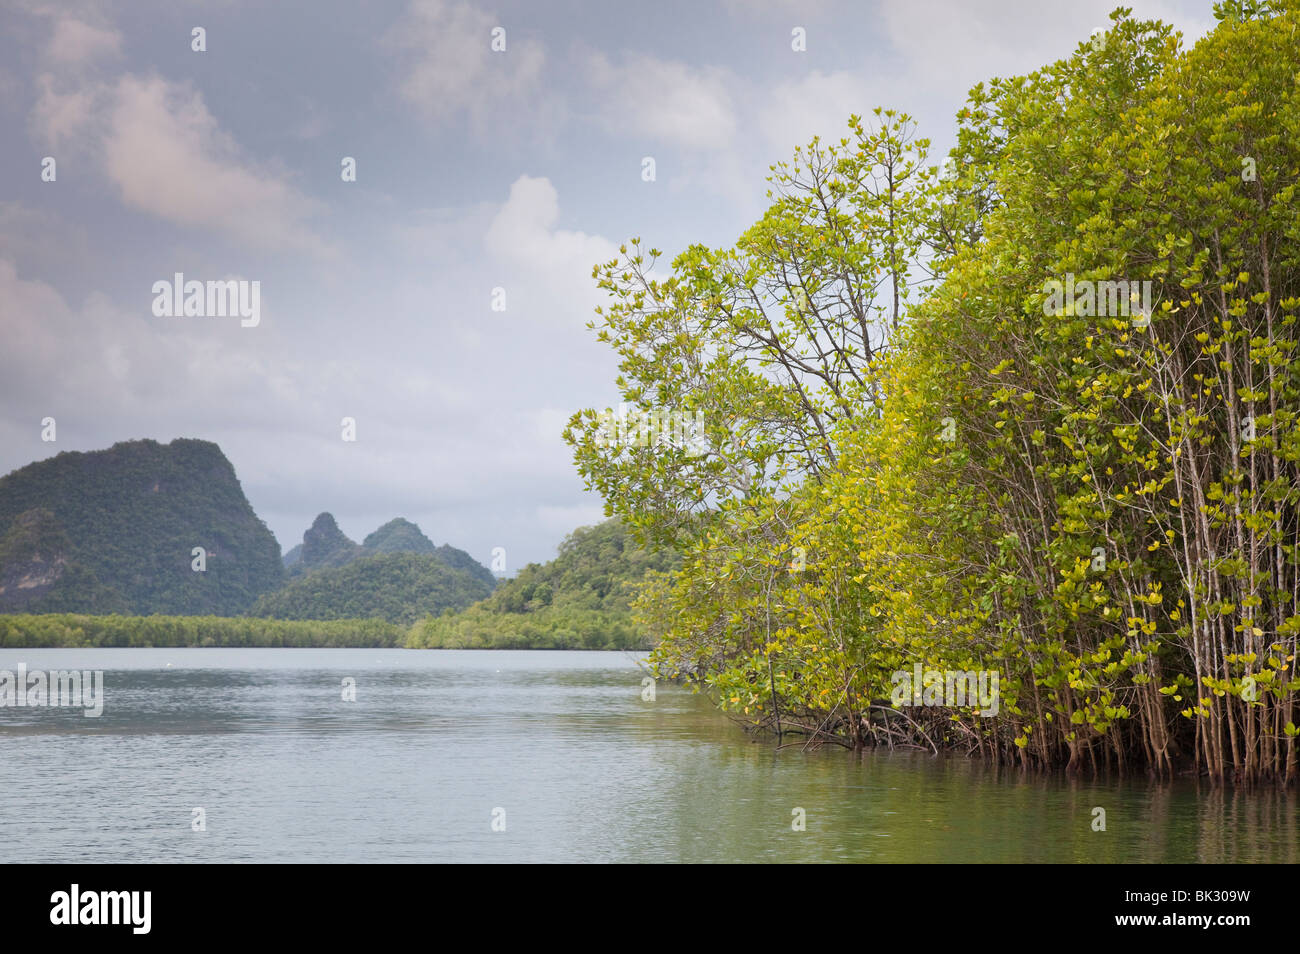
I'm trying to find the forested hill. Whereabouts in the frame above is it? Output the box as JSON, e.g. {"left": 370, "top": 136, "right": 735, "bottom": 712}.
{"left": 291, "top": 511, "right": 358, "bottom": 571}
{"left": 365, "top": 518, "right": 497, "bottom": 589}
{"left": 284, "top": 514, "right": 495, "bottom": 588}
{"left": 0, "top": 439, "right": 501, "bottom": 625}
{"left": 251, "top": 513, "right": 498, "bottom": 623}
{"left": 0, "top": 438, "right": 282, "bottom": 615}
{"left": 251, "top": 551, "right": 494, "bottom": 625}
{"left": 407, "top": 519, "right": 680, "bottom": 649}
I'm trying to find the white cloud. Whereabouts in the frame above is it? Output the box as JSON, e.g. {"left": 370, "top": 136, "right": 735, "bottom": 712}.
{"left": 102, "top": 75, "right": 329, "bottom": 255}
{"left": 878, "top": 0, "right": 1215, "bottom": 95}
{"left": 25, "top": 11, "right": 120, "bottom": 144}
{"left": 46, "top": 14, "right": 121, "bottom": 67}
{"left": 21, "top": 7, "right": 329, "bottom": 256}
{"left": 29, "top": 70, "right": 330, "bottom": 256}
{"left": 720, "top": 0, "right": 835, "bottom": 17}
{"left": 30, "top": 71, "right": 100, "bottom": 147}
{"left": 588, "top": 52, "right": 738, "bottom": 152}
{"left": 0, "top": 258, "right": 294, "bottom": 423}
{"left": 387, "top": 0, "right": 546, "bottom": 128}
{"left": 392, "top": 200, "right": 498, "bottom": 264}
{"left": 749, "top": 0, "right": 1217, "bottom": 184}
{"left": 484, "top": 175, "right": 619, "bottom": 321}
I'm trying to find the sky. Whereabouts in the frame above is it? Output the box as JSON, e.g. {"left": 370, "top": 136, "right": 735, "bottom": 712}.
{"left": 0, "top": 0, "right": 1219, "bottom": 571}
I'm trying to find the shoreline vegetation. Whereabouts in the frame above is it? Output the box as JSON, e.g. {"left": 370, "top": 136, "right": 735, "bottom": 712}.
{"left": 407, "top": 520, "right": 677, "bottom": 650}
{"left": 0, "top": 611, "right": 656, "bottom": 650}
{"left": 0, "top": 521, "right": 677, "bottom": 651}
{"left": 0, "top": 614, "right": 405, "bottom": 649}
{"left": 562, "top": 5, "right": 1300, "bottom": 785}
{"left": 0, "top": 610, "right": 657, "bottom": 651}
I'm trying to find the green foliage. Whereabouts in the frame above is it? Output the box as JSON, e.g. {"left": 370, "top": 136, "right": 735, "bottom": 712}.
{"left": 407, "top": 519, "right": 679, "bottom": 649}
{"left": 425, "top": 543, "right": 497, "bottom": 590}
{"left": 567, "top": 5, "right": 1300, "bottom": 782}
{"left": 409, "top": 604, "right": 647, "bottom": 650}
{"left": 291, "top": 512, "right": 359, "bottom": 573}
{"left": 251, "top": 552, "right": 493, "bottom": 625}
{"left": 0, "top": 613, "right": 402, "bottom": 648}
{"left": 286, "top": 513, "right": 496, "bottom": 588}
{"left": 0, "top": 439, "right": 283, "bottom": 615}
{"left": 0, "top": 509, "right": 129, "bottom": 613}
{"left": 563, "top": 108, "right": 934, "bottom": 550}
{"left": 362, "top": 517, "right": 435, "bottom": 555}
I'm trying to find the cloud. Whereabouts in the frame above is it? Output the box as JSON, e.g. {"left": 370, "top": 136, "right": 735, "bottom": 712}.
{"left": 46, "top": 14, "right": 121, "bottom": 67}
{"left": 878, "top": 0, "right": 1215, "bottom": 96}
{"left": 587, "top": 52, "right": 738, "bottom": 152}
{"left": 0, "top": 203, "right": 90, "bottom": 276}
{"left": 750, "top": 1, "right": 1217, "bottom": 179}
{"left": 30, "top": 69, "right": 330, "bottom": 256}
{"left": 484, "top": 175, "right": 618, "bottom": 321}
{"left": 720, "top": 0, "right": 835, "bottom": 17}
{"left": 21, "top": 8, "right": 329, "bottom": 256}
{"left": 392, "top": 200, "right": 498, "bottom": 265}
{"left": 386, "top": 0, "right": 546, "bottom": 129}
{"left": 29, "top": 71, "right": 101, "bottom": 147}
{"left": 0, "top": 257, "right": 293, "bottom": 425}
{"left": 23, "top": 10, "right": 119, "bottom": 145}
{"left": 102, "top": 75, "right": 329, "bottom": 255}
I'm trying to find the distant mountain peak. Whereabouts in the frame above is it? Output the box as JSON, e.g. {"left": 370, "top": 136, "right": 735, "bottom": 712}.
{"left": 298, "top": 512, "right": 358, "bottom": 570}
{"left": 309, "top": 512, "right": 342, "bottom": 533}
{"left": 0, "top": 438, "right": 281, "bottom": 615}
{"left": 283, "top": 513, "right": 495, "bottom": 590}
{"left": 363, "top": 518, "right": 436, "bottom": 555}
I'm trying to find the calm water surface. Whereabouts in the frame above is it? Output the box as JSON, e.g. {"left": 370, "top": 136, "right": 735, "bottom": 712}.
{"left": 1, "top": 648, "right": 1296, "bottom": 863}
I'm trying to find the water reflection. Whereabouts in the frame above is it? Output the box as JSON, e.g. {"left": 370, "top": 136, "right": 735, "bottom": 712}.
{"left": 0, "top": 649, "right": 1295, "bottom": 862}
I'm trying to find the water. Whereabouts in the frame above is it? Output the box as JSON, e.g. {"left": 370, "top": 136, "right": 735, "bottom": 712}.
{"left": 1, "top": 648, "right": 1296, "bottom": 863}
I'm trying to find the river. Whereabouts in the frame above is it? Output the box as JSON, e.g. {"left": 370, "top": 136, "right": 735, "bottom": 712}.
{"left": 1, "top": 648, "right": 1296, "bottom": 863}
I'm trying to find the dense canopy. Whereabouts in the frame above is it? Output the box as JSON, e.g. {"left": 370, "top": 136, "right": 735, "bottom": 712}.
{"left": 565, "top": 3, "right": 1300, "bottom": 783}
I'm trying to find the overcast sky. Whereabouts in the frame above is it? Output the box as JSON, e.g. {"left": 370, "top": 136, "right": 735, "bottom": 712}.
{"left": 0, "top": 0, "right": 1216, "bottom": 570}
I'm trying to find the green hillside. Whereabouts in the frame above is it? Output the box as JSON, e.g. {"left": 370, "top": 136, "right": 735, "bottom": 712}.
{"left": 290, "top": 512, "right": 360, "bottom": 573}
{"left": 363, "top": 517, "right": 496, "bottom": 588}
{"left": 0, "top": 509, "right": 129, "bottom": 613}
{"left": 251, "top": 551, "right": 494, "bottom": 625}
{"left": 0, "top": 439, "right": 282, "bottom": 615}
{"left": 0, "top": 440, "right": 499, "bottom": 628}
{"left": 362, "top": 518, "right": 434, "bottom": 555}
{"left": 407, "top": 519, "right": 679, "bottom": 649}
{"left": 284, "top": 513, "right": 494, "bottom": 585}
